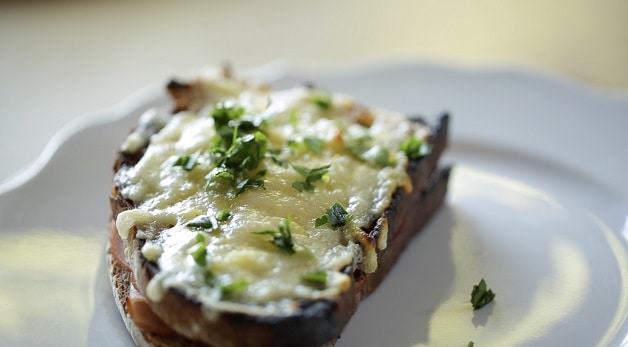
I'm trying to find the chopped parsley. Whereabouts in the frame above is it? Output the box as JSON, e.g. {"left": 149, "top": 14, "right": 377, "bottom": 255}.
{"left": 303, "top": 137, "right": 325, "bottom": 154}
{"left": 291, "top": 164, "right": 331, "bottom": 192}
{"left": 173, "top": 153, "right": 199, "bottom": 171}
{"left": 188, "top": 233, "right": 208, "bottom": 267}
{"left": 223, "top": 132, "right": 268, "bottom": 171}
{"left": 208, "top": 131, "right": 269, "bottom": 196}
{"left": 289, "top": 108, "right": 299, "bottom": 129}
{"left": 186, "top": 215, "right": 217, "bottom": 231}
{"left": 212, "top": 103, "right": 246, "bottom": 126}
{"left": 215, "top": 210, "right": 232, "bottom": 222}
{"left": 288, "top": 136, "right": 325, "bottom": 154}
{"left": 400, "top": 136, "right": 431, "bottom": 159}
{"left": 345, "top": 135, "right": 374, "bottom": 156}
{"left": 345, "top": 135, "right": 395, "bottom": 167}
{"left": 310, "top": 91, "right": 332, "bottom": 110}
{"left": 253, "top": 217, "right": 295, "bottom": 254}
{"left": 467, "top": 342, "right": 474, "bottom": 347}
{"left": 470, "top": 278, "right": 496, "bottom": 310}
{"left": 211, "top": 103, "right": 248, "bottom": 148}
{"left": 371, "top": 146, "right": 396, "bottom": 167}
{"left": 220, "top": 278, "right": 249, "bottom": 296}
{"left": 301, "top": 270, "right": 327, "bottom": 287}
{"left": 315, "top": 202, "right": 352, "bottom": 228}
{"left": 234, "top": 169, "right": 266, "bottom": 196}
{"left": 287, "top": 139, "right": 301, "bottom": 151}
{"left": 205, "top": 103, "right": 270, "bottom": 196}
{"left": 211, "top": 167, "right": 236, "bottom": 185}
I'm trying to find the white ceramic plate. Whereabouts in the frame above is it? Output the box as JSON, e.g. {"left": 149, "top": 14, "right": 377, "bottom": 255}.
{"left": 0, "top": 60, "right": 627, "bottom": 347}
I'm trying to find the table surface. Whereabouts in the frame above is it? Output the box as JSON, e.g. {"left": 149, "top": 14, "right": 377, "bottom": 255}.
{"left": 1, "top": 0, "right": 627, "bottom": 185}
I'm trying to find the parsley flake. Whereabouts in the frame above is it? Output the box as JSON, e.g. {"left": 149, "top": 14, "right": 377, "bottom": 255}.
{"left": 173, "top": 153, "right": 199, "bottom": 171}
{"left": 188, "top": 233, "right": 208, "bottom": 267}
{"left": 303, "top": 137, "right": 325, "bottom": 154}
{"left": 212, "top": 103, "right": 245, "bottom": 127}
{"left": 253, "top": 217, "right": 295, "bottom": 254}
{"left": 234, "top": 169, "right": 266, "bottom": 196}
{"left": 345, "top": 135, "right": 374, "bottom": 156}
{"left": 186, "top": 215, "right": 218, "bottom": 231}
{"left": 310, "top": 91, "right": 333, "bottom": 110}
{"left": 211, "top": 167, "right": 236, "bottom": 186}
{"left": 221, "top": 278, "right": 249, "bottom": 296}
{"left": 371, "top": 146, "right": 396, "bottom": 167}
{"left": 345, "top": 136, "right": 395, "bottom": 167}
{"left": 224, "top": 132, "right": 268, "bottom": 171}
{"left": 315, "top": 202, "right": 352, "bottom": 228}
{"left": 216, "top": 210, "right": 232, "bottom": 222}
{"left": 400, "top": 136, "right": 432, "bottom": 159}
{"left": 301, "top": 270, "right": 327, "bottom": 287}
{"left": 208, "top": 131, "right": 269, "bottom": 196}
{"left": 291, "top": 164, "right": 331, "bottom": 192}
{"left": 289, "top": 108, "right": 299, "bottom": 129}
{"left": 211, "top": 102, "right": 264, "bottom": 152}
{"left": 288, "top": 137, "right": 325, "bottom": 154}
{"left": 470, "top": 278, "right": 496, "bottom": 310}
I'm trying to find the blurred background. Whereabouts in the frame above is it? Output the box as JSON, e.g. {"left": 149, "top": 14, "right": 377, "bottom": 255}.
{"left": 1, "top": 0, "right": 627, "bottom": 184}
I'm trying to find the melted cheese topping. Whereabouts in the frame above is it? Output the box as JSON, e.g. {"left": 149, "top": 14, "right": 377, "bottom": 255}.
{"left": 115, "top": 74, "right": 430, "bottom": 316}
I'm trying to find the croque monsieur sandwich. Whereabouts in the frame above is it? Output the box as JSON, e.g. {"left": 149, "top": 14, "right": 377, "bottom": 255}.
{"left": 108, "top": 67, "right": 451, "bottom": 347}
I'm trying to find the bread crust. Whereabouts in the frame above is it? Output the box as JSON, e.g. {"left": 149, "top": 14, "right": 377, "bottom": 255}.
{"left": 107, "top": 243, "right": 203, "bottom": 347}
{"left": 108, "top": 77, "right": 451, "bottom": 346}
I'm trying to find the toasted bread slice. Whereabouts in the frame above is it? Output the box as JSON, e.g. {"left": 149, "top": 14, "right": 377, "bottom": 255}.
{"left": 108, "top": 68, "right": 451, "bottom": 346}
